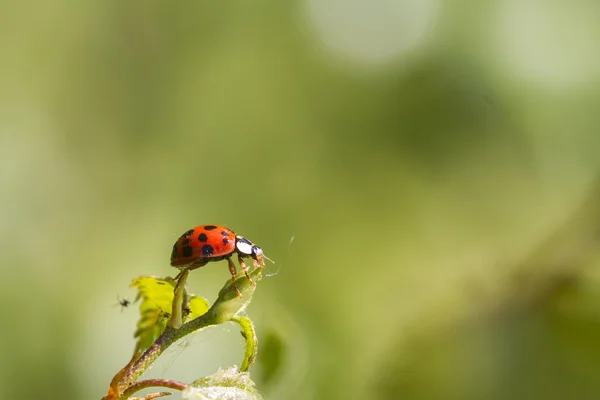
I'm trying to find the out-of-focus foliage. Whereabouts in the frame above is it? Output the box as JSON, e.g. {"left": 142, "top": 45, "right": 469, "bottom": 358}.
{"left": 1, "top": 1, "right": 600, "bottom": 400}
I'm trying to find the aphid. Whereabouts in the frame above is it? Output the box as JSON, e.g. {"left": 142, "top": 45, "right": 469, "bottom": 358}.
{"left": 157, "top": 309, "right": 171, "bottom": 321}
{"left": 170, "top": 225, "right": 273, "bottom": 296}
{"left": 115, "top": 296, "right": 131, "bottom": 311}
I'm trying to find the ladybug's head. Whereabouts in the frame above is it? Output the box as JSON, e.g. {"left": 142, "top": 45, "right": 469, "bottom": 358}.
{"left": 235, "top": 237, "right": 274, "bottom": 266}
{"left": 235, "top": 237, "right": 262, "bottom": 257}
{"left": 250, "top": 245, "right": 274, "bottom": 265}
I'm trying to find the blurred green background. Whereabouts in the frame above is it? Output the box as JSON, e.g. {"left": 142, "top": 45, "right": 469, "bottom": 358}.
{"left": 2, "top": 1, "right": 600, "bottom": 399}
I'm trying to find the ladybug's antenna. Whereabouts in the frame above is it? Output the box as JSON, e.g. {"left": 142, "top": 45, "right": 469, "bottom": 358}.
{"left": 263, "top": 254, "right": 275, "bottom": 264}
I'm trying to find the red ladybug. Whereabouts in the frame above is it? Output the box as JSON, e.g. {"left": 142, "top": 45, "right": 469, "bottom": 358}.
{"left": 170, "top": 225, "right": 272, "bottom": 296}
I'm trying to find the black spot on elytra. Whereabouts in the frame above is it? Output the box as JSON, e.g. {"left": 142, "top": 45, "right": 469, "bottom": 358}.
{"left": 221, "top": 231, "right": 230, "bottom": 236}
{"left": 222, "top": 238, "right": 229, "bottom": 245}
{"left": 184, "top": 229, "right": 194, "bottom": 237}
{"left": 198, "top": 233, "right": 208, "bottom": 242}
{"left": 182, "top": 245, "right": 193, "bottom": 257}
{"left": 204, "top": 225, "right": 217, "bottom": 230}
{"left": 201, "top": 244, "right": 214, "bottom": 257}
{"left": 181, "top": 238, "right": 190, "bottom": 246}
{"left": 171, "top": 244, "right": 178, "bottom": 258}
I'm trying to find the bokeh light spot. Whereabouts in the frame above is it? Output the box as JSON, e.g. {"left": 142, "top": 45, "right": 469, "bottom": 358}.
{"left": 491, "top": 0, "right": 600, "bottom": 89}
{"left": 304, "top": 0, "right": 439, "bottom": 67}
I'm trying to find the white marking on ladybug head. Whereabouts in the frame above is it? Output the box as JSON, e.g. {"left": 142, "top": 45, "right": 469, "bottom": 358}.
{"left": 236, "top": 237, "right": 253, "bottom": 255}
{"left": 252, "top": 246, "right": 264, "bottom": 258}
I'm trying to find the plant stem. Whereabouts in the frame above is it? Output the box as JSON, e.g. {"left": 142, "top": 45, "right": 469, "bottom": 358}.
{"left": 119, "top": 310, "right": 216, "bottom": 394}
{"left": 120, "top": 379, "right": 187, "bottom": 399}
{"left": 167, "top": 269, "right": 189, "bottom": 329}
{"left": 231, "top": 316, "right": 258, "bottom": 371}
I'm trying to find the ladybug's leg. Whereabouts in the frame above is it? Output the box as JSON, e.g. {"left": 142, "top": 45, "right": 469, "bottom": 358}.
{"left": 227, "top": 257, "right": 242, "bottom": 298}
{"left": 251, "top": 257, "right": 265, "bottom": 270}
{"left": 238, "top": 255, "right": 255, "bottom": 285}
{"left": 174, "top": 270, "right": 184, "bottom": 281}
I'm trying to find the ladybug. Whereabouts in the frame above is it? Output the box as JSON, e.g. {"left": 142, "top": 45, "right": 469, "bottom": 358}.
{"left": 170, "top": 225, "right": 272, "bottom": 297}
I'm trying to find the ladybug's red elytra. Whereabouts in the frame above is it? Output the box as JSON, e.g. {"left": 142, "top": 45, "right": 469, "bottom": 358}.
{"left": 170, "top": 225, "right": 272, "bottom": 296}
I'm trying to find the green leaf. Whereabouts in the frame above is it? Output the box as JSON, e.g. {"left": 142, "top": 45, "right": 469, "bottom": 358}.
{"left": 209, "top": 268, "right": 263, "bottom": 324}
{"left": 131, "top": 276, "right": 175, "bottom": 352}
{"left": 187, "top": 294, "right": 210, "bottom": 319}
{"left": 182, "top": 366, "right": 263, "bottom": 400}
{"left": 130, "top": 276, "right": 209, "bottom": 352}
